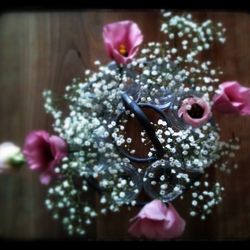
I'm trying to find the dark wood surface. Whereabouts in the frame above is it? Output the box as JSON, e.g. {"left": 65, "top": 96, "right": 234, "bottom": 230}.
{"left": 0, "top": 10, "right": 250, "bottom": 240}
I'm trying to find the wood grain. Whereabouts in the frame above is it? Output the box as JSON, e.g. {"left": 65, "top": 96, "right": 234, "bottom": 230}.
{"left": 0, "top": 10, "right": 250, "bottom": 240}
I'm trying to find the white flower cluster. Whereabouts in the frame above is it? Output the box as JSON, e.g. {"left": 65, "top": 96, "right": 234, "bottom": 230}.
{"left": 189, "top": 180, "right": 225, "bottom": 220}
{"left": 42, "top": 11, "right": 239, "bottom": 236}
{"left": 161, "top": 11, "right": 226, "bottom": 60}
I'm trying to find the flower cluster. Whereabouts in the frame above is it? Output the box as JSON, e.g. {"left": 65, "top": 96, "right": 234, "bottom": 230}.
{"left": 2, "top": 10, "right": 249, "bottom": 240}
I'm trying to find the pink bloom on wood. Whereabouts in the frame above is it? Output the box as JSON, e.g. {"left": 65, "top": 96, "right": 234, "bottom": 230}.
{"left": 103, "top": 20, "right": 143, "bottom": 64}
{"left": 212, "top": 81, "right": 250, "bottom": 115}
{"left": 128, "top": 200, "right": 186, "bottom": 240}
{"left": 178, "top": 96, "right": 212, "bottom": 128}
{"left": 23, "top": 130, "right": 68, "bottom": 185}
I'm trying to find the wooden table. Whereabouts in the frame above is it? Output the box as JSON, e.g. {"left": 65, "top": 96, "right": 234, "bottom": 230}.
{"left": 0, "top": 10, "right": 250, "bottom": 240}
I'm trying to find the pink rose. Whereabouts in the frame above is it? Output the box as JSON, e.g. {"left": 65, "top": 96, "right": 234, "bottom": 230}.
{"left": 212, "top": 81, "right": 250, "bottom": 115}
{"left": 103, "top": 20, "right": 143, "bottom": 64}
{"left": 128, "top": 200, "right": 186, "bottom": 240}
{"left": 23, "top": 130, "right": 68, "bottom": 185}
{"left": 178, "top": 96, "right": 212, "bottom": 128}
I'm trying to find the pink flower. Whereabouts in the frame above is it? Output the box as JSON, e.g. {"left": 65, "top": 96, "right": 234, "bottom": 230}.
{"left": 128, "top": 200, "right": 186, "bottom": 240}
{"left": 178, "top": 96, "right": 212, "bottom": 128}
{"left": 23, "top": 130, "right": 68, "bottom": 185}
{"left": 103, "top": 20, "right": 143, "bottom": 64}
{"left": 212, "top": 81, "right": 250, "bottom": 115}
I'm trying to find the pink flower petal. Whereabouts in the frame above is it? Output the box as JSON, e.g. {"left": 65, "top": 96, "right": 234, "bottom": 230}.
{"left": 178, "top": 97, "right": 211, "bottom": 128}
{"left": 128, "top": 200, "right": 186, "bottom": 240}
{"left": 160, "top": 203, "right": 186, "bottom": 239}
{"left": 131, "top": 199, "right": 168, "bottom": 221}
{"left": 39, "top": 171, "right": 53, "bottom": 185}
{"left": 49, "top": 135, "right": 68, "bottom": 162}
{"left": 213, "top": 81, "right": 250, "bottom": 116}
{"left": 23, "top": 130, "right": 68, "bottom": 185}
{"left": 103, "top": 20, "right": 143, "bottom": 64}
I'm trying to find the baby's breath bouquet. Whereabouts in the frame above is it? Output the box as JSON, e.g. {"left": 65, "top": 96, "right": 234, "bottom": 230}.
{"left": 5, "top": 10, "right": 249, "bottom": 240}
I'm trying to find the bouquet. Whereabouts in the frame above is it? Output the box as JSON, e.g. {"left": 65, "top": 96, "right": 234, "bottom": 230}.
{"left": 1, "top": 10, "right": 250, "bottom": 240}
